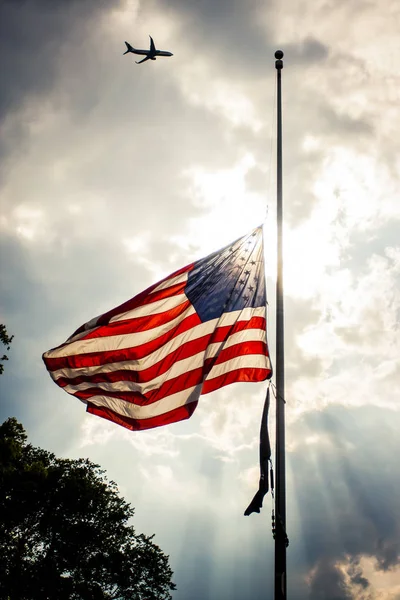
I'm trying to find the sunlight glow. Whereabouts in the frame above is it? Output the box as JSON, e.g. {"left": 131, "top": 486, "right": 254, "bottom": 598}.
{"left": 122, "top": 231, "right": 151, "bottom": 255}
{"left": 284, "top": 145, "right": 400, "bottom": 302}
{"left": 13, "top": 206, "right": 45, "bottom": 241}
{"left": 172, "top": 155, "right": 267, "bottom": 258}
{"left": 315, "top": 147, "right": 400, "bottom": 228}
{"left": 106, "top": 0, "right": 140, "bottom": 29}
{"left": 302, "top": 135, "right": 321, "bottom": 153}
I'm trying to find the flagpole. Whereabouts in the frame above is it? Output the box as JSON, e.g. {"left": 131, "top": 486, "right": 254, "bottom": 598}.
{"left": 274, "top": 49, "right": 287, "bottom": 600}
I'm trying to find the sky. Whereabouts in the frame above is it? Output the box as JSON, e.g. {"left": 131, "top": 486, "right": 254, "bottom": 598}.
{"left": 1, "top": 0, "right": 400, "bottom": 598}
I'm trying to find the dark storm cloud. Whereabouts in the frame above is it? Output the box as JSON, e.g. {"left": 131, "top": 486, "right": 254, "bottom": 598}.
{"left": 0, "top": 0, "right": 114, "bottom": 119}
{"left": 0, "top": 234, "right": 45, "bottom": 330}
{"left": 0, "top": 0, "right": 121, "bottom": 184}
{"left": 319, "top": 104, "right": 374, "bottom": 136}
{"left": 0, "top": 231, "right": 92, "bottom": 451}
{"left": 288, "top": 404, "right": 400, "bottom": 598}
{"left": 284, "top": 38, "right": 329, "bottom": 64}
{"left": 306, "top": 557, "right": 363, "bottom": 600}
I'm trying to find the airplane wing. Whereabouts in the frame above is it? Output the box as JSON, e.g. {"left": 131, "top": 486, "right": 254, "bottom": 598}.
{"left": 149, "top": 35, "right": 156, "bottom": 53}
{"left": 136, "top": 56, "right": 151, "bottom": 64}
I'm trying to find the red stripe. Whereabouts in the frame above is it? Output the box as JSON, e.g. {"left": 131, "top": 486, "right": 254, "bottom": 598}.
{"left": 70, "top": 341, "right": 269, "bottom": 406}
{"left": 82, "top": 299, "right": 191, "bottom": 341}
{"left": 202, "top": 367, "right": 271, "bottom": 394}
{"left": 71, "top": 264, "right": 193, "bottom": 336}
{"left": 208, "top": 340, "right": 268, "bottom": 367}
{"left": 86, "top": 401, "right": 198, "bottom": 431}
{"left": 54, "top": 317, "right": 267, "bottom": 388}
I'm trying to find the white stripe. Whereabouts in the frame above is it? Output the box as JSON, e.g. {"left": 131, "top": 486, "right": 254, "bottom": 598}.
{"left": 151, "top": 271, "right": 189, "bottom": 293}
{"left": 205, "top": 353, "right": 271, "bottom": 381}
{"left": 46, "top": 305, "right": 265, "bottom": 362}
{"left": 61, "top": 329, "right": 267, "bottom": 396}
{"left": 109, "top": 293, "right": 188, "bottom": 324}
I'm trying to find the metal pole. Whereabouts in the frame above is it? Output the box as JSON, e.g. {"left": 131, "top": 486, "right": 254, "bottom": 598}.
{"left": 274, "top": 49, "right": 287, "bottom": 600}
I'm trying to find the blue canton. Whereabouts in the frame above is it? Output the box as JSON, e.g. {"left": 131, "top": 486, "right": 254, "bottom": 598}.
{"left": 185, "top": 226, "right": 266, "bottom": 322}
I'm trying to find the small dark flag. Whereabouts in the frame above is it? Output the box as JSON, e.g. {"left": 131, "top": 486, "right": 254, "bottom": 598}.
{"left": 244, "top": 386, "right": 271, "bottom": 515}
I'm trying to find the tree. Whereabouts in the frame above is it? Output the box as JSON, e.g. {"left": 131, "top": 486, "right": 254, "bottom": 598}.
{"left": 0, "top": 324, "right": 13, "bottom": 375}
{"left": 0, "top": 418, "right": 176, "bottom": 600}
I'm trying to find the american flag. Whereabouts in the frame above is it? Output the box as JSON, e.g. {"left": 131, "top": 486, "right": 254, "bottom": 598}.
{"left": 43, "top": 226, "right": 272, "bottom": 431}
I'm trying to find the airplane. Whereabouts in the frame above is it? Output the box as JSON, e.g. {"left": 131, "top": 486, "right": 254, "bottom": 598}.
{"left": 123, "top": 36, "right": 173, "bottom": 64}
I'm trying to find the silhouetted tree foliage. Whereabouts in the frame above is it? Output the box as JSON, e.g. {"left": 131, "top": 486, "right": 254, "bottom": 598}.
{"left": 0, "top": 418, "right": 176, "bottom": 600}
{"left": 0, "top": 324, "right": 13, "bottom": 375}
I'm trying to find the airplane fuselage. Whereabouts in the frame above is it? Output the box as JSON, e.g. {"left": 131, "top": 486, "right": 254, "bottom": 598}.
{"left": 130, "top": 49, "right": 173, "bottom": 57}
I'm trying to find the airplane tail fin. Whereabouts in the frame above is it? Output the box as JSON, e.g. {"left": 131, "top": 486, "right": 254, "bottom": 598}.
{"left": 123, "top": 42, "right": 134, "bottom": 55}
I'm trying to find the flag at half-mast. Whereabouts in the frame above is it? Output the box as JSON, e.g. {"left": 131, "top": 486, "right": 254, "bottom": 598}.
{"left": 43, "top": 226, "right": 272, "bottom": 431}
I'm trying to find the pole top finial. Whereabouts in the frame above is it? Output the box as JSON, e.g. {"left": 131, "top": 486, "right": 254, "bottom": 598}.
{"left": 275, "top": 49, "right": 284, "bottom": 70}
